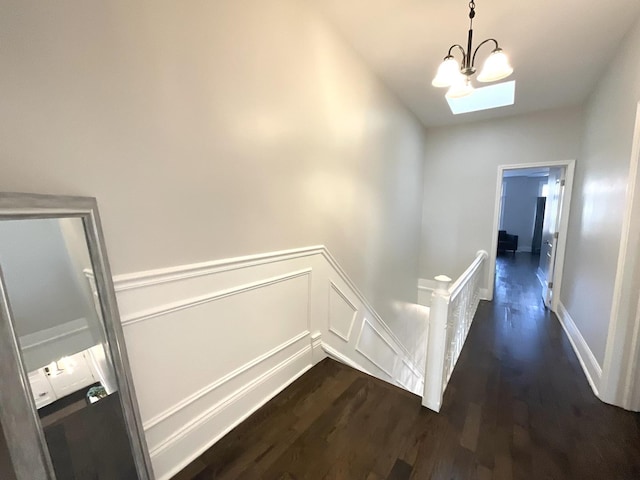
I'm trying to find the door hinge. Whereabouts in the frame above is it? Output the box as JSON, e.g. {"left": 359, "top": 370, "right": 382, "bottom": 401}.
{"left": 548, "top": 282, "right": 554, "bottom": 289}
{"left": 554, "top": 231, "right": 559, "bottom": 239}
{"left": 560, "top": 179, "right": 566, "bottom": 186}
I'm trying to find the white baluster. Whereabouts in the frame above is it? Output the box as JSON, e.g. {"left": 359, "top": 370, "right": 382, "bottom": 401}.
{"left": 422, "top": 274, "right": 451, "bottom": 412}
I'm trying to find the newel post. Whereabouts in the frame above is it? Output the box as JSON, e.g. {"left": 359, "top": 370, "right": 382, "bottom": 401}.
{"left": 422, "top": 274, "right": 451, "bottom": 412}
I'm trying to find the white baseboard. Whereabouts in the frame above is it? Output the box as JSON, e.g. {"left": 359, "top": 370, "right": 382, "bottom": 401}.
{"left": 321, "top": 343, "right": 371, "bottom": 375}
{"left": 556, "top": 302, "right": 602, "bottom": 396}
{"left": 152, "top": 346, "right": 312, "bottom": 480}
{"left": 310, "top": 331, "right": 326, "bottom": 364}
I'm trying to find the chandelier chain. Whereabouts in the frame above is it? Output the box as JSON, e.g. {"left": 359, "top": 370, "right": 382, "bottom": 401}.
{"left": 469, "top": 1, "right": 476, "bottom": 27}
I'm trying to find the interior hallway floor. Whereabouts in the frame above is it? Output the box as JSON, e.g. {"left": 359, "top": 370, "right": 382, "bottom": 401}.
{"left": 174, "top": 252, "right": 640, "bottom": 480}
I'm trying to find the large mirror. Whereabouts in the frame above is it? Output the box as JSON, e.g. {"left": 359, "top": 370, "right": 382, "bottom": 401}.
{"left": 0, "top": 193, "right": 153, "bottom": 480}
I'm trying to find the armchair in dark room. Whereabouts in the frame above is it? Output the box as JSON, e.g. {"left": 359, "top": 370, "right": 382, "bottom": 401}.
{"left": 498, "top": 230, "right": 518, "bottom": 254}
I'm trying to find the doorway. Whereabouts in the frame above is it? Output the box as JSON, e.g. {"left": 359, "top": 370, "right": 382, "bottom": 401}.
{"left": 488, "top": 160, "right": 576, "bottom": 313}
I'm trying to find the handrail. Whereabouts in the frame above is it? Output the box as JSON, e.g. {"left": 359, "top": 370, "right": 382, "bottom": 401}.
{"left": 448, "top": 250, "right": 488, "bottom": 299}
{"left": 422, "top": 250, "right": 488, "bottom": 412}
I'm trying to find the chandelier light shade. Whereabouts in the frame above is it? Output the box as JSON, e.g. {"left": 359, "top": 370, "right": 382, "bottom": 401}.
{"left": 432, "top": 1, "right": 513, "bottom": 98}
{"left": 432, "top": 56, "right": 463, "bottom": 87}
{"left": 446, "top": 76, "right": 474, "bottom": 99}
{"left": 477, "top": 49, "right": 513, "bottom": 82}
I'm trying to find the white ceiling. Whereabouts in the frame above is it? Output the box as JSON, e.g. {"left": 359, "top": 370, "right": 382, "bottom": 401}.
{"left": 310, "top": 0, "right": 640, "bottom": 127}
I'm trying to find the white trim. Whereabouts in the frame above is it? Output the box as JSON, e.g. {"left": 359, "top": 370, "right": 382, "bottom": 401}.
{"left": 310, "top": 331, "right": 322, "bottom": 347}
{"left": 355, "top": 318, "right": 398, "bottom": 378}
{"left": 113, "top": 245, "right": 416, "bottom": 365}
{"left": 149, "top": 344, "right": 311, "bottom": 458}
{"left": 320, "top": 250, "right": 414, "bottom": 361}
{"left": 488, "top": 160, "right": 575, "bottom": 306}
{"left": 401, "top": 357, "right": 423, "bottom": 380}
{"left": 601, "top": 102, "right": 640, "bottom": 409}
{"left": 142, "top": 330, "right": 310, "bottom": 431}
{"left": 120, "top": 269, "right": 311, "bottom": 327}
{"left": 113, "top": 244, "right": 428, "bottom": 478}
{"left": 321, "top": 343, "right": 371, "bottom": 375}
{"left": 153, "top": 346, "right": 312, "bottom": 480}
{"left": 327, "top": 281, "right": 358, "bottom": 342}
{"left": 113, "top": 245, "right": 323, "bottom": 291}
{"left": 557, "top": 302, "right": 602, "bottom": 395}
{"left": 115, "top": 244, "right": 424, "bottom": 388}
{"left": 310, "top": 331, "right": 325, "bottom": 364}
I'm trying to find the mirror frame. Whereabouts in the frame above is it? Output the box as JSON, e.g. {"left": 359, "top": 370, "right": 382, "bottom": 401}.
{"left": 0, "top": 193, "right": 154, "bottom": 480}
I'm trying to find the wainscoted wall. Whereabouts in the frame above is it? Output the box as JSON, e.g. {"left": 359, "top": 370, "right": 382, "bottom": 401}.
{"left": 112, "top": 246, "right": 427, "bottom": 480}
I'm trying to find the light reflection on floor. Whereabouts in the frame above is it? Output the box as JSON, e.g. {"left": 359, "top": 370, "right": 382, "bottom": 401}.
{"left": 492, "top": 252, "right": 549, "bottom": 363}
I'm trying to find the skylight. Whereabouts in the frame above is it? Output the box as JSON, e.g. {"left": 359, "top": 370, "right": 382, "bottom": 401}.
{"left": 446, "top": 81, "right": 516, "bottom": 115}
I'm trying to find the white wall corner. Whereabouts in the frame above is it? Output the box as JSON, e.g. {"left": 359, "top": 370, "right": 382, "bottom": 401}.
{"left": 310, "top": 331, "right": 326, "bottom": 364}
{"left": 556, "top": 302, "right": 602, "bottom": 396}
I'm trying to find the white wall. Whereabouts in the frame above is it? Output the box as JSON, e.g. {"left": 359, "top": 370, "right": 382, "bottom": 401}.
{"left": 0, "top": 0, "right": 426, "bottom": 337}
{"left": 561, "top": 16, "right": 640, "bottom": 373}
{"left": 419, "top": 106, "right": 583, "bottom": 282}
{"left": 500, "top": 176, "right": 546, "bottom": 252}
{"left": 0, "top": 1, "right": 428, "bottom": 477}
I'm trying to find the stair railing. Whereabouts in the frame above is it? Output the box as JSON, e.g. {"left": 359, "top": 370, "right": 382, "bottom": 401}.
{"left": 422, "top": 250, "right": 488, "bottom": 412}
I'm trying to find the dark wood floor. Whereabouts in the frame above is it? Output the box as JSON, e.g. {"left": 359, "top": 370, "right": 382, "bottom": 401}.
{"left": 174, "top": 253, "right": 640, "bottom": 480}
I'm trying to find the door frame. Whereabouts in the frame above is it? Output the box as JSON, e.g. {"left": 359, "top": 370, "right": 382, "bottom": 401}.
{"left": 541, "top": 167, "right": 566, "bottom": 309}
{"left": 487, "top": 159, "right": 576, "bottom": 314}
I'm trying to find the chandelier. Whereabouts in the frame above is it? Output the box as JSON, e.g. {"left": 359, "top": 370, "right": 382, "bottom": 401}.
{"left": 432, "top": 1, "right": 513, "bottom": 99}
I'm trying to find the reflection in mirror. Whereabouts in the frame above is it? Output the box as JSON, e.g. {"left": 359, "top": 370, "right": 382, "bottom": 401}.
{"left": 0, "top": 217, "right": 138, "bottom": 478}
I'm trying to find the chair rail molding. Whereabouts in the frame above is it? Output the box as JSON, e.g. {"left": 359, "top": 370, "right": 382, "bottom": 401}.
{"left": 111, "top": 245, "right": 426, "bottom": 479}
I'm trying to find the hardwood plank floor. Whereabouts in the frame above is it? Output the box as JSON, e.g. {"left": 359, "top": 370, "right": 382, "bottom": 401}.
{"left": 173, "top": 252, "right": 640, "bottom": 480}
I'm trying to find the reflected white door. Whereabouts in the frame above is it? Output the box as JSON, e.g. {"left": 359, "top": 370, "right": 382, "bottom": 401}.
{"left": 539, "top": 167, "right": 565, "bottom": 308}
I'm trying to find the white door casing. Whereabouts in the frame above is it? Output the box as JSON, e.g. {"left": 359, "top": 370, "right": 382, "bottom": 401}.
{"left": 539, "top": 167, "right": 566, "bottom": 308}
{"left": 488, "top": 160, "right": 576, "bottom": 314}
